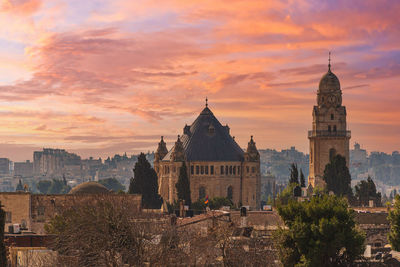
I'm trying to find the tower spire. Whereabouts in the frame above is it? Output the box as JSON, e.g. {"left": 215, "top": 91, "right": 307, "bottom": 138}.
{"left": 328, "top": 51, "right": 331, "bottom": 71}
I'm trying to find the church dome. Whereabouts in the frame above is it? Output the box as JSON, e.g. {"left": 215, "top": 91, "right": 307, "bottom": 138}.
{"left": 319, "top": 69, "right": 340, "bottom": 92}
{"left": 69, "top": 181, "right": 110, "bottom": 194}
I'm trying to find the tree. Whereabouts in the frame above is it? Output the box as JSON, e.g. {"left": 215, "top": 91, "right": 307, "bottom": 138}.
{"left": 37, "top": 180, "right": 52, "bottom": 194}
{"left": 300, "top": 169, "right": 306, "bottom": 187}
{"left": 98, "top": 178, "right": 125, "bottom": 192}
{"left": 175, "top": 162, "right": 191, "bottom": 206}
{"left": 323, "top": 155, "right": 352, "bottom": 196}
{"left": 355, "top": 176, "right": 382, "bottom": 206}
{"left": 16, "top": 179, "right": 24, "bottom": 191}
{"left": 388, "top": 195, "right": 400, "bottom": 251}
{"left": 277, "top": 195, "right": 365, "bottom": 266}
{"left": 48, "top": 179, "right": 71, "bottom": 194}
{"left": 289, "top": 163, "right": 299, "bottom": 184}
{"left": 0, "top": 202, "right": 7, "bottom": 266}
{"left": 129, "top": 153, "right": 162, "bottom": 209}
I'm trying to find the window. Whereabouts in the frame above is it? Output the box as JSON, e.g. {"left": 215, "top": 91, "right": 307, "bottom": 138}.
{"left": 38, "top": 206, "right": 45, "bottom": 216}
{"left": 227, "top": 186, "right": 233, "bottom": 200}
{"left": 191, "top": 165, "right": 194, "bottom": 175}
{"left": 201, "top": 166, "right": 204, "bottom": 175}
{"left": 246, "top": 166, "right": 249, "bottom": 173}
{"left": 205, "top": 166, "right": 209, "bottom": 175}
{"left": 220, "top": 166, "right": 224, "bottom": 175}
{"left": 199, "top": 187, "right": 206, "bottom": 200}
{"left": 238, "top": 166, "right": 240, "bottom": 174}
{"left": 196, "top": 166, "right": 199, "bottom": 175}
{"left": 210, "top": 166, "right": 214, "bottom": 175}
{"left": 251, "top": 167, "right": 255, "bottom": 173}
{"left": 333, "top": 125, "right": 337, "bottom": 132}
{"left": 229, "top": 166, "right": 232, "bottom": 175}
{"left": 233, "top": 166, "right": 236, "bottom": 175}
{"left": 5, "top": 212, "right": 11, "bottom": 223}
{"left": 329, "top": 148, "right": 336, "bottom": 161}
{"left": 328, "top": 125, "right": 331, "bottom": 132}
{"left": 331, "top": 114, "right": 334, "bottom": 120}
{"left": 225, "top": 166, "right": 228, "bottom": 175}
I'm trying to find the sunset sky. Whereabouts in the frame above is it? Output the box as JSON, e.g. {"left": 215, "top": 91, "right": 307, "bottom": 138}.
{"left": 0, "top": 0, "right": 399, "bottom": 161}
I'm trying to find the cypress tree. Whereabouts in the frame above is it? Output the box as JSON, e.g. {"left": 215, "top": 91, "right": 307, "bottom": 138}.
{"left": 129, "top": 153, "right": 162, "bottom": 208}
{"left": 300, "top": 169, "right": 306, "bottom": 187}
{"left": 175, "top": 162, "right": 191, "bottom": 206}
{"left": 0, "top": 202, "right": 7, "bottom": 266}
{"left": 289, "top": 163, "right": 299, "bottom": 184}
{"left": 323, "top": 154, "right": 352, "bottom": 196}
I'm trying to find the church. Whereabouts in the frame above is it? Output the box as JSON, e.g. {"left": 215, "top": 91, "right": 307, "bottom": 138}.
{"left": 154, "top": 101, "right": 261, "bottom": 210}
{"left": 308, "top": 55, "right": 351, "bottom": 188}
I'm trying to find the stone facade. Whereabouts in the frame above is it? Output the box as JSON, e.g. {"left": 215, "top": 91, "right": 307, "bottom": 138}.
{"left": 308, "top": 59, "right": 351, "bottom": 188}
{"left": 0, "top": 192, "right": 142, "bottom": 234}
{"left": 155, "top": 104, "right": 261, "bottom": 210}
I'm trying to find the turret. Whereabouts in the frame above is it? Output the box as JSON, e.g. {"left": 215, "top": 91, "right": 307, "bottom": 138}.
{"left": 244, "top": 136, "right": 260, "bottom": 162}
{"left": 155, "top": 136, "right": 168, "bottom": 162}
{"left": 170, "top": 135, "right": 185, "bottom": 162}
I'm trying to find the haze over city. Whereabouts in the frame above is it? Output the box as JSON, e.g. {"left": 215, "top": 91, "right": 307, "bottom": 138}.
{"left": 0, "top": 0, "right": 399, "bottom": 161}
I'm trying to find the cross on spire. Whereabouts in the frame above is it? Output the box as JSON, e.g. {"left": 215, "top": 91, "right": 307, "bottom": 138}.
{"left": 205, "top": 97, "right": 208, "bottom": 107}
{"left": 328, "top": 51, "right": 331, "bottom": 71}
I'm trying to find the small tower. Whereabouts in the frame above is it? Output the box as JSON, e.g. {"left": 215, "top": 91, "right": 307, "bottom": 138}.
{"left": 243, "top": 136, "right": 261, "bottom": 208}
{"left": 155, "top": 136, "right": 168, "bottom": 162}
{"left": 170, "top": 135, "right": 185, "bottom": 162}
{"left": 308, "top": 53, "right": 351, "bottom": 188}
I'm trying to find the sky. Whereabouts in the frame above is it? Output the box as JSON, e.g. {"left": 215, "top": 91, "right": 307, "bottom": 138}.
{"left": 0, "top": 0, "right": 399, "bottom": 161}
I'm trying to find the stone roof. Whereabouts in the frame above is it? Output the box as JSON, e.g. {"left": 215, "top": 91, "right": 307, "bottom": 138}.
{"left": 163, "top": 106, "right": 244, "bottom": 162}
{"left": 319, "top": 69, "right": 340, "bottom": 93}
{"left": 69, "top": 181, "right": 110, "bottom": 194}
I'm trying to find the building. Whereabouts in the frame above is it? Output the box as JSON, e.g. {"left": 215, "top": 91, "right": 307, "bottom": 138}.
{"left": 33, "top": 148, "right": 81, "bottom": 177}
{"left": 308, "top": 56, "right": 351, "bottom": 188}
{"left": 0, "top": 182, "right": 142, "bottom": 234}
{"left": 154, "top": 102, "right": 261, "bottom": 210}
{"left": 13, "top": 160, "right": 34, "bottom": 177}
{"left": 0, "top": 158, "right": 11, "bottom": 175}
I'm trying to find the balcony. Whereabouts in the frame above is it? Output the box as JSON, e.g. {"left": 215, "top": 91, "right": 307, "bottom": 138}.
{"left": 308, "top": 130, "right": 351, "bottom": 138}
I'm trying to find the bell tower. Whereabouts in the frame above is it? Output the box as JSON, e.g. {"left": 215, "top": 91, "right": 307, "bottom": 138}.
{"left": 308, "top": 53, "right": 351, "bottom": 188}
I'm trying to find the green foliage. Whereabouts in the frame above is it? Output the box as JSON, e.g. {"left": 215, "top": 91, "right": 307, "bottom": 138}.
{"left": 98, "top": 178, "right": 125, "bottom": 192}
{"left": 289, "top": 163, "right": 299, "bottom": 184}
{"left": 277, "top": 195, "right": 365, "bottom": 266}
{"left": 388, "top": 195, "right": 400, "bottom": 251}
{"left": 300, "top": 169, "right": 306, "bottom": 187}
{"left": 0, "top": 202, "right": 7, "bottom": 266}
{"left": 16, "top": 179, "right": 24, "bottom": 191}
{"left": 276, "top": 183, "right": 298, "bottom": 206}
{"left": 37, "top": 180, "right": 52, "bottom": 194}
{"left": 48, "top": 179, "right": 71, "bottom": 194}
{"left": 129, "top": 153, "right": 162, "bottom": 209}
{"left": 191, "top": 197, "right": 233, "bottom": 211}
{"left": 323, "top": 155, "right": 352, "bottom": 197}
{"left": 175, "top": 162, "right": 191, "bottom": 206}
{"left": 355, "top": 176, "right": 382, "bottom": 206}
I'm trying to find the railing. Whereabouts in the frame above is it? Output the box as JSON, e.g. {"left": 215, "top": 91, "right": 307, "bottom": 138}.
{"left": 308, "top": 130, "right": 351, "bottom": 138}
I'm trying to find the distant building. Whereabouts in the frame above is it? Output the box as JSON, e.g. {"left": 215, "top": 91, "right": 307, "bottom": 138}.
{"left": 308, "top": 56, "right": 351, "bottom": 188}
{"left": 350, "top": 143, "right": 368, "bottom": 167}
{"left": 0, "top": 158, "right": 11, "bottom": 175}
{"left": 33, "top": 148, "right": 81, "bottom": 177}
{"left": 155, "top": 101, "right": 261, "bottom": 210}
{"left": 13, "top": 160, "right": 34, "bottom": 177}
{"left": 261, "top": 172, "right": 275, "bottom": 202}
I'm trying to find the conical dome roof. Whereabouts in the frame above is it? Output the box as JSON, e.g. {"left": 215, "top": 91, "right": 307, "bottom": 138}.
{"left": 162, "top": 106, "right": 244, "bottom": 161}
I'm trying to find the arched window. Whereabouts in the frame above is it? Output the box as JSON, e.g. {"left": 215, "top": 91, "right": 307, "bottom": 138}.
{"left": 333, "top": 125, "right": 337, "bottom": 132}
{"left": 329, "top": 148, "right": 336, "bottom": 161}
{"left": 328, "top": 125, "right": 331, "bottom": 132}
{"left": 199, "top": 187, "right": 206, "bottom": 200}
{"left": 227, "top": 186, "right": 233, "bottom": 200}
{"left": 229, "top": 166, "right": 232, "bottom": 175}
{"left": 220, "top": 166, "right": 224, "bottom": 175}
{"left": 331, "top": 114, "right": 334, "bottom": 120}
